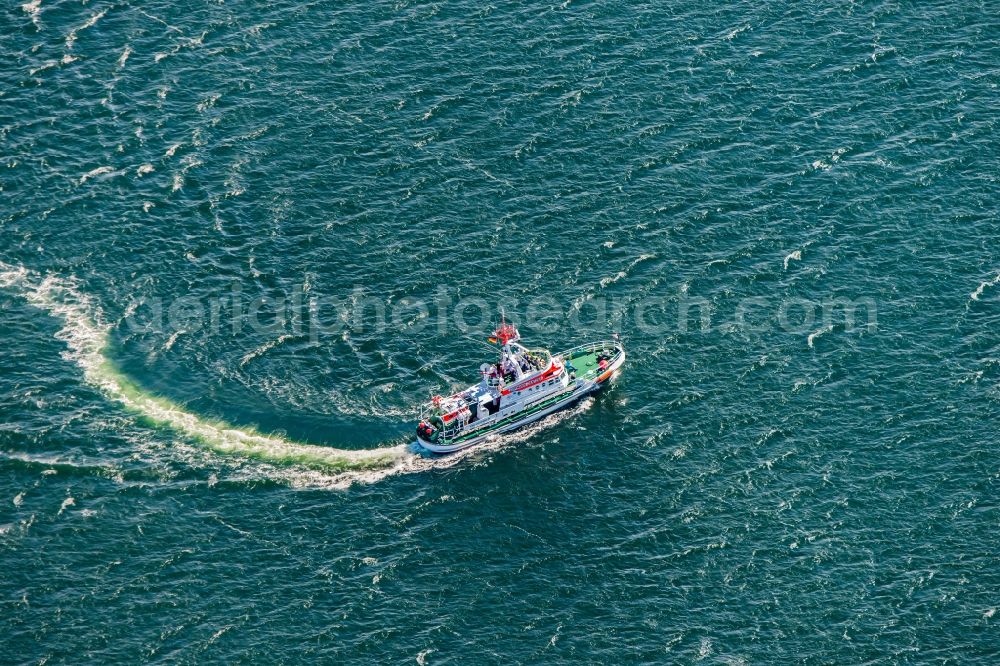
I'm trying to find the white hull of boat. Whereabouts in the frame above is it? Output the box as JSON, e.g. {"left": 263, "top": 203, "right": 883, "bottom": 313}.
{"left": 416, "top": 351, "right": 624, "bottom": 454}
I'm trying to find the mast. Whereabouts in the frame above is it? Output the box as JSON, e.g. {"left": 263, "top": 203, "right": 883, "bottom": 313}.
{"left": 492, "top": 312, "right": 522, "bottom": 380}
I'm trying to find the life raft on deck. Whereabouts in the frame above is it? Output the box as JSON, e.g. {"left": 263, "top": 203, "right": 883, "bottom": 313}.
{"left": 416, "top": 415, "right": 445, "bottom": 442}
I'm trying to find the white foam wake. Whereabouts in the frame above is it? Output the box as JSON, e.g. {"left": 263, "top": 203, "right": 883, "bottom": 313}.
{"left": 64, "top": 7, "right": 107, "bottom": 51}
{"left": 807, "top": 324, "right": 833, "bottom": 348}
{"left": 239, "top": 333, "right": 295, "bottom": 367}
{"left": 970, "top": 274, "right": 1000, "bottom": 302}
{"left": 598, "top": 253, "right": 657, "bottom": 288}
{"left": 783, "top": 250, "right": 802, "bottom": 270}
{"left": 22, "top": 0, "right": 42, "bottom": 28}
{"left": 0, "top": 262, "right": 416, "bottom": 486}
{"left": 79, "top": 166, "right": 117, "bottom": 184}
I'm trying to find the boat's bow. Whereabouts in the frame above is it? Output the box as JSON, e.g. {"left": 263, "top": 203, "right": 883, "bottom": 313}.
{"left": 559, "top": 339, "right": 626, "bottom": 389}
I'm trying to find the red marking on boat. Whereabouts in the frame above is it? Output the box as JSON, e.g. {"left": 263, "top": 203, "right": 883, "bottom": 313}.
{"left": 510, "top": 362, "right": 561, "bottom": 392}
{"left": 493, "top": 322, "right": 519, "bottom": 344}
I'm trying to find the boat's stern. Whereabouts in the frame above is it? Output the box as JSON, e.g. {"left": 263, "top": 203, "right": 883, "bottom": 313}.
{"left": 415, "top": 417, "right": 444, "bottom": 451}
{"left": 415, "top": 416, "right": 468, "bottom": 453}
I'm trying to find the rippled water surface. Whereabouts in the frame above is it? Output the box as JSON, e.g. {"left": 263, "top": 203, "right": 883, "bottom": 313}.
{"left": 2, "top": 0, "right": 1000, "bottom": 662}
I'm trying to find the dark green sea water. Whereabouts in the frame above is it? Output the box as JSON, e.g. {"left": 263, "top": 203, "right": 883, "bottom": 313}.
{"left": 3, "top": 0, "right": 1000, "bottom": 662}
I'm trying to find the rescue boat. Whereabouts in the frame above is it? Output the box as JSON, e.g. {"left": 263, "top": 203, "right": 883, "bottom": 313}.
{"left": 414, "top": 320, "right": 625, "bottom": 453}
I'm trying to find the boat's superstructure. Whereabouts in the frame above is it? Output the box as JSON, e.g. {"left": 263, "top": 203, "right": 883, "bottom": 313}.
{"left": 415, "top": 320, "right": 625, "bottom": 453}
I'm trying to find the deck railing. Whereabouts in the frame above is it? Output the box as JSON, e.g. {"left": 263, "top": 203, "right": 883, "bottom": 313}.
{"left": 555, "top": 339, "right": 621, "bottom": 358}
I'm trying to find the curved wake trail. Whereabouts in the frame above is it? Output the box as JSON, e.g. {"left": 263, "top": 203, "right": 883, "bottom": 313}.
{"left": 0, "top": 262, "right": 414, "bottom": 486}
{"left": 0, "top": 262, "right": 595, "bottom": 488}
